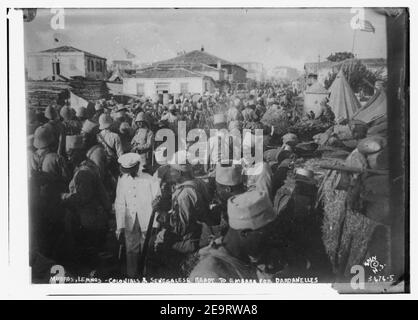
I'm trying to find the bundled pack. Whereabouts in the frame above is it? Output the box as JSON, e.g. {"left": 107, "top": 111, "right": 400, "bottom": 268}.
{"left": 260, "top": 108, "right": 290, "bottom": 137}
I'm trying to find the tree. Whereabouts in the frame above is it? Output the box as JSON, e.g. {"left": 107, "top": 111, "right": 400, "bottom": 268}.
{"left": 324, "top": 60, "right": 385, "bottom": 95}
{"left": 326, "top": 52, "right": 355, "bottom": 62}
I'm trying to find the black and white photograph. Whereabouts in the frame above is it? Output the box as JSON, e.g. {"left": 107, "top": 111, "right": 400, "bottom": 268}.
{"left": 2, "top": 2, "right": 412, "bottom": 300}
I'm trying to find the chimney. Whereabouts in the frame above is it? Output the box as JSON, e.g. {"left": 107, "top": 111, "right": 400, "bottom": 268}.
{"left": 201, "top": 45, "right": 204, "bottom": 52}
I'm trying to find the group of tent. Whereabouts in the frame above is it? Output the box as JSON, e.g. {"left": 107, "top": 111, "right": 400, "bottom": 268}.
{"left": 304, "top": 69, "right": 387, "bottom": 125}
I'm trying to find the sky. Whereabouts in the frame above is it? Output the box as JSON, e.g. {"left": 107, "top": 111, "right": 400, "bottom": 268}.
{"left": 23, "top": 8, "right": 387, "bottom": 72}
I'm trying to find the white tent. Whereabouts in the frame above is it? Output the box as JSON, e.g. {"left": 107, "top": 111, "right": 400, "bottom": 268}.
{"left": 328, "top": 69, "right": 361, "bottom": 120}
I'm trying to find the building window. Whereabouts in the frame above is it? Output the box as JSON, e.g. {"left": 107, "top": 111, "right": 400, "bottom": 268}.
{"left": 91, "top": 60, "right": 95, "bottom": 72}
{"left": 204, "top": 82, "right": 209, "bottom": 92}
{"left": 70, "top": 58, "right": 76, "bottom": 70}
{"left": 36, "top": 57, "right": 43, "bottom": 71}
{"left": 136, "top": 83, "right": 145, "bottom": 95}
{"left": 96, "top": 61, "right": 100, "bottom": 72}
{"left": 180, "top": 83, "right": 188, "bottom": 94}
{"left": 87, "top": 59, "right": 90, "bottom": 72}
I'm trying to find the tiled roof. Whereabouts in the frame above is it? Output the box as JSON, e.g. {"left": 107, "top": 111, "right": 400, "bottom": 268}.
{"left": 130, "top": 67, "right": 209, "bottom": 79}
{"left": 40, "top": 46, "right": 106, "bottom": 60}
{"left": 154, "top": 50, "right": 246, "bottom": 71}
{"left": 149, "top": 63, "right": 222, "bottom": 75}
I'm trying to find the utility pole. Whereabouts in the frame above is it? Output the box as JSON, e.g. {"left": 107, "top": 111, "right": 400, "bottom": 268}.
{"left": 317, "top": 53, "right": 320, "bottom": 76}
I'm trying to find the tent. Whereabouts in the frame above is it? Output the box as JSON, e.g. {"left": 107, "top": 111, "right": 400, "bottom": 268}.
{"left": 352, "top": 89, "right": 387, "bottom": 124}
{"left": 328, "top": 69, "right": 361, "bottom": 120}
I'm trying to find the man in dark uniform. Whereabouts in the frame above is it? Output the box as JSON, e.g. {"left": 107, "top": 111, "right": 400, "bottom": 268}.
{"left": 153, "top": 151, "right": 211, "bottom": 276}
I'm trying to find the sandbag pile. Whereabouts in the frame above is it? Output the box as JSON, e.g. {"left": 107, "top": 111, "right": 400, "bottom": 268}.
{"left": 260, "top": 108, "right": 290, "bottom": 137}
{"left": 27, "top": 79, "right": 110, "bottom": 111}
{"left": 319, "top": 139, "right": 391, "bottom": 278}
{"left": 288, "top": 119, "right": 333, "bottom": 142}
{"left": 70, "top": 79, "right": 110, "bottom": 101}
{"left": 26, "top": 81, "right": 70, "bottom": 110}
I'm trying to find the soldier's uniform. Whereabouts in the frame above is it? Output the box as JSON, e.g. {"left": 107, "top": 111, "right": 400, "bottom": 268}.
{"left": 168, "top": 178, "right": 210, "bottom": 254}
{"left": 189, "top": 190, "right": 277, "bottom": 282}
{"left": 29, "top": 125, "right": 70, "bottom": 258}
{"left": 160, "top": 107, "right": 178, "bottom": 133}
{"left": 243, "top": 161, "right": 273, "bottom": 200}
{"left": 189, "top": 240, "right": 257, "bottom": 281}
{"left": 97, "top": 114, "right": 124, "bottom": 161}
{"left": 227, "top": 105, "right": 242, "bottom": 123}
{"left": 61, "top": 158, "right": 111, "bottom": 259}
{"left": 131, "top": 112, "right": 154, "bottom": 169}
{"left": 44, "top": 105, "right": 65, "bottom": 155}
{"left": 96, "top": 114, "right": 124, "bottom": 200}
{"left": 241, "top": 106, "right": 258, "bottom": 122}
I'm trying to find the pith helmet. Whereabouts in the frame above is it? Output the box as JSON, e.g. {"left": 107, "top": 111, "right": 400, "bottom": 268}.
{"left": 282, "top": 133, "right": 298, "bottom": 146}
{"left": 60, "top": 106, "right": 73, "bottom": 121}
{"left": 135, "top": 112, "right": 147, "bottom": 123}
{"left": 81, "top": 119, "right": 99, "bottom": 134}
{"left": 33, "top": 125, "right": 54, "bottom": 149}
{"left": 44, "top": 105, "right": 58, "bottom": 120}
{"left": 98, "top": 113, "right": 113, "bottom": 130}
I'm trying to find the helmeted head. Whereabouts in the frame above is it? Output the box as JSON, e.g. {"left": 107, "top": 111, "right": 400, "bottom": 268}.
{"left": 168, "top": 104, "right": 176, "bottom": 113}
{"left": 65, "top": 134, "right": 85, "bottom": 165}
{"left": 81, "top": 119, "right": 99, "bottom": 147}
{"left": 95, "top": 101, "right": 104, "bottom": 111}
{"left": 168, "top": 150, "right": 193, "bottom": 182}
{"left": 60, "top": 105, "right": 74, "bottom": 121}
{"left": 44, "top": 105, "right": 58, "bottom": 121}
{"left": 119, "top": 122, "right": 131, "bottom": 135}
{"left": 98, "top": 113, "right": 113, "bottom": 130}
{"left": 76, "top": 106, "right": 87, "bottom": 119}
{"left": 33, "top": 125, "right": 55, "bottom": 149}
{"left": 282, "top": 133, "right": 298, "bottom": 147}
{"left": 135, "top": 112, "right": 149, "bottom": 128}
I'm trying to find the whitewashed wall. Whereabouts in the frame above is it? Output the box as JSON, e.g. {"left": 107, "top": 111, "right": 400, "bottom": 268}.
{"left": 27, "top": 52, "right": 86, "bottom": 80}
{"left": 123, "top": 77, "right": 207, "bottom": 97}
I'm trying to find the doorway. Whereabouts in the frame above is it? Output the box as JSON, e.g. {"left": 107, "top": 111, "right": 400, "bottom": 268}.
{"left": 52, "top": 62, "right": 61, "bottom": 76}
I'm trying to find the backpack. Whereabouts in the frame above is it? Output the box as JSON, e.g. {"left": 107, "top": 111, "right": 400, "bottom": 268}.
{"left": 171, "top": 180, "right": 211, "bottom": 227}
{"left": 30, "top": 152, "right": 56, "bottom": 199}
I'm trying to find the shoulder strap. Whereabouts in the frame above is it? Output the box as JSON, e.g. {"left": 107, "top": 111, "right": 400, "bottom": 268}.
{"left": 97, "top": 131, "right": 117, "bottom": 158}
{"left": 34, "top": 151, "right": 50, "bottom": 172}
{"left": 86, "top": 144, "right": 101, "bottom": 159}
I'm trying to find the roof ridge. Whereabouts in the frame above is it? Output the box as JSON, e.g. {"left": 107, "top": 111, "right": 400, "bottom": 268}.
{"left": 40, "top": 45, "right": 105, "bottom": 60}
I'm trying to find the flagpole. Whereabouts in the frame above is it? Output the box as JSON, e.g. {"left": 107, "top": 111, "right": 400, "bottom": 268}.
{"left": 351, "top": 28, "right": 357, "bottom": 55}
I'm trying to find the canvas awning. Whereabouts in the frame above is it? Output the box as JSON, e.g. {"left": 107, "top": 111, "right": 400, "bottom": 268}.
{"left": 352, "top": 89, "right": 387, "bottom": 124}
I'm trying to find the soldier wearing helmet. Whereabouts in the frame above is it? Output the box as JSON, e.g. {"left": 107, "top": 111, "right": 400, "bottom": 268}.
{"left": 131, "top": 112, "right": 154, "bottom": 170}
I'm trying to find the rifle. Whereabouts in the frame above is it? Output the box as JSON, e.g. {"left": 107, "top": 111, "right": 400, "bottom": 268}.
{"left": 138, "top": 208, "right": 157, "bottom": 278}
{"left": 319, "top": 163, "right": 388, "bottom": 175}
